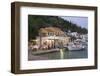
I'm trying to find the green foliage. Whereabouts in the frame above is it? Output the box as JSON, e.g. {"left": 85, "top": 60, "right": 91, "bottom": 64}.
{"left": 28, "top": 15, "right": 88, "bottom": 40}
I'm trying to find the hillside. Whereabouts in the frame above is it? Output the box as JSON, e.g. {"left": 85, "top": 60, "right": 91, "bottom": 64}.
{"left": 28, "top": 15, "right": 88, "bottom": 40}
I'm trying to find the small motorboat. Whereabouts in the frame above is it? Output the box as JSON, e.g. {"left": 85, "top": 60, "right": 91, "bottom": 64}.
{"left": 67, "top": 42, "right": 85, "bottom": 51}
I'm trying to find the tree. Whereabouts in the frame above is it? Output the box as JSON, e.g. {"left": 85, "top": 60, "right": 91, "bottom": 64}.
{"left": 28, "top": 15, "right": 88, "bottom": 41}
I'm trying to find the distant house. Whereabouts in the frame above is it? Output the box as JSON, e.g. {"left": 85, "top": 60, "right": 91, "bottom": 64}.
{"left": 80, "top": 34, "right": 88, "bottom": 42}
{"left": 36, "top": 27, "right": 70, "bottom": 49}
{"left": 68, "top": 32, "right": 80, "bottom": 38}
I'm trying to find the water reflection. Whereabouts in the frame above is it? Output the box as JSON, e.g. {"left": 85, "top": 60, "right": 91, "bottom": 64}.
{"left": 60, "top": 49, "right": 64, "bottom": 59}
{"left": 32, "top": 48, "right": 88, "bottom": 60}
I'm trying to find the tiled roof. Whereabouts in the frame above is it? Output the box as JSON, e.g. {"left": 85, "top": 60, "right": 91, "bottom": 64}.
{"left": 39, "top": 27, "right": 63, "bottom": 33}
{"left": 39, "top": 27, "right": 67, "bottom": 37}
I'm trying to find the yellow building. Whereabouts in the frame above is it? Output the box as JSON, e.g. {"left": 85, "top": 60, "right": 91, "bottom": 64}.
{"left": 36, "top": 27, "right": 70, "bottom": 49}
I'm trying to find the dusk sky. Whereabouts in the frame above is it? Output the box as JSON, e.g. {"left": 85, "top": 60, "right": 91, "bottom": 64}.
{"left": 61, "top": 16, "right": 88, "bottom": 29}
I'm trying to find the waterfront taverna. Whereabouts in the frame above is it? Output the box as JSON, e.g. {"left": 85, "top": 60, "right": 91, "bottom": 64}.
{"left": 32, "top": 27, "right": 70, "bottom": 50}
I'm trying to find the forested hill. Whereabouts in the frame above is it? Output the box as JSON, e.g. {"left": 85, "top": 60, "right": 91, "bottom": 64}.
{"left": 28, "top": 15, "right": 88, "bottom": 40}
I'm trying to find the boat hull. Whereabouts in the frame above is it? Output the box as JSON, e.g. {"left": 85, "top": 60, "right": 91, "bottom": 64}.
{"left": 68, "top": 46, "right": 84, "bottom": 51}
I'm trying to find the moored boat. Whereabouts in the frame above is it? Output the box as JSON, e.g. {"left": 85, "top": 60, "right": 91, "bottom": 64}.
{"left": 67, "top": 42, "right": 85, "bottom": 51}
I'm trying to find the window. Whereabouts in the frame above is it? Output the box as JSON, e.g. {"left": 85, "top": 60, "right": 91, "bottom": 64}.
{"left": 48, "top": 32, "right": 54, "bottom": 36}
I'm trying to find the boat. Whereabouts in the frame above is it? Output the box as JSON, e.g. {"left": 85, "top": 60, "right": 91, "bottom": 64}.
{"left": 75, "top": 39, "right": 88, "bottom": 48}
{"left": 67, "top": 42, "right": 85, "bottom": 51}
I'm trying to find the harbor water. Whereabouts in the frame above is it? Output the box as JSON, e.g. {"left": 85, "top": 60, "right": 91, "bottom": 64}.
{"left": 28, "top": 47, "right": 88, "bottom": 60}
